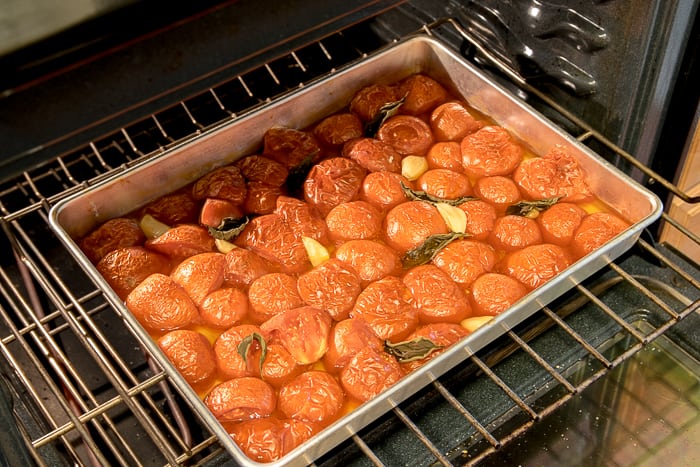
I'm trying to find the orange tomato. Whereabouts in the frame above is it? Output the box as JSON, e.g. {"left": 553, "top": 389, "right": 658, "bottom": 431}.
{"left": 278, "top": 370, "right": 345, "bottom": 423}
{"left": 342, "top": 137, "right": 402, "bottom": 173}
{"left": 313, "top": 113, "right": 364, "bottom": 147}
{"left": 474, "top": 176, "right": 522, "bottom": 212}
{"left": 126, "top": 273, "right": 200, "bottom": 332}
{"left": 401, "top": 322, "right": 470, "bottom": 372}
{"left": 323, "top": 318, "right": 383, "bottom": 372}
{"left": 146, "top": 224, "right": 215, "bottom": 259}
{"left": 572, "top": 212, "right": 630, "bottom": 259}
{"left": 501, "top": 243, "right": 572, "bottom": 289}
{"left": 536, "top": 202, "right": 587, "bottom": 247}
{"left": 170, "top": 252, "right": 226, "bottom": 306}
{"left": 235, "top": 154, "right": 289, "bottom": 187}
{"left": 384, "top": 201, "right": 448, "bottom": 253}
{"left": 191, "top": 166, "right": 247, "bottom": 205}
{"left": 222, "top": 247, "right": 274, "bottom": 289}
{"left": 325, "top": 200, "right": 383, "bottom": 242}
{"left": 489, "top": 215, "right": 543, "bottom": 252}
{"left": 432, "top": 239, "right": 497, "bottom": 287}
{"left": 236, "top": 213, "right": 310, "bottom": 274}
{"left": 397, "top": 74, "right": 449, "bottom": 116}
{"left": 460, "top": 126, "right": 523, "bottom": 177}
{"left": 229, "top": 417, "right": 287, "bottom": 463}
{"left": 80, "top": 217, "right": 146, "bottom": 264}
{"left": 359, "top": 171, "right": 412, "bottom": 211}
{"left": 247, "top": 273, "right": 304, "bottom": 323}
{"left": 274, "top": 196, "right": 329, "bottom": 245}
{"left": 377, "top": 115, "right": 434, "bottom": 156}
{"left": 96, "top": 246, "right": 171, "bottom": 300}
{"left": 426, "top": 141, "right": 463, "bottom": 171}
{"left": 199, "top": 287, "right": 248, "bottom": 329}
{"left": 416, "top": 168, "right": 473, "bottom": 200}
{"left": 213, "top": 324, "right": 262, "bottom": 380}
{"left": 157, "top": 329, "right": 217, "bottom": 388}
{"left": 334, "top": 239, "right": 401, "bottom": 284}
{"left": 260, "top": 343, "right": 308, "bottom": 389}
{"left": 470, "top": 272, "right": 528, "bottom": 316}
{"left": 340, "top": 346, "right": 404, "bottom": 402}
{"left": 457, "top": 200, "right": 497, "bottom": 241}
{"left": 303, "top": 157, "right": 366, "bottom": 217}
{"left": 351, "top": 276, "right": 418, "bottom": 342}
{"left": 349, "top": 83, "right": 399, "bottom": 122}
{"left": 141, "top": 191, "right": 200, "bottom": 226}
{"left": 199, "top": 198, "right": 244, "bottom": 229}
{"left": 262, "top": 127, "right": 322, "bottom": 169}
{"left": 297, "top": 258, "right": 362, "bottom": 321}
{"left": 402, "top": 264, "right": 472, "bottom": 324}
{"left": 241, "top": 181, "right": 281, "bottom": 215}
{"left": 260, "top": 306, "right": 333, "bottom": 365}
{"left": 205, "top": 377, "right": 276, "bottom": 422}
{"left": 429, "top": 101, "right": 484, "bottom": 141}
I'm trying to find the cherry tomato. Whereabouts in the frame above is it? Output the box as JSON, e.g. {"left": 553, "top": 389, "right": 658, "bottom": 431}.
{"left": 96, "top": 246, "right": 171, "bottom": 300}
{"left": 470, "top": 272, "right": 529, "bottom": 316}
{"left": 205, "top": 377, "right": 276, "bottom": 422}
{"left": 236, "top": 213, "right": 310, "bottom": 274}
{"left": 199, "top": 198, "right": 244, "bottom": 229}
{"left": 384, "top": 201, "right": 448, "bottom": 253}
{"left": 313, "top": 113, "right": 363, "bottom": 147}
{"left": 191, "top": 166, "right": 247, "bottom": 205}
{"left": 334, "top": 239, "right": 402, "bottom": 284}
{"left": 126, "top": 273, "right": 200, "bottom": 332}
{"left": 248, "top": 273, "right": 304, "bottom": 324}
{"left": 342, "top": 137, "right": 402, "bottom": 173}
{"left": 572, "top": 212, "right": 630, "bottom": 259}
{"left": 80, "top": 217, "right": 145, "bottom": 264}
{"left": 325, "top": 200, "right": 383, "bottom": 242}
{"left": 377, "top": 115, "right": 434, "bottom": 157}
{"left": 402, "top": 264, "right": 472, "bottom": 324}
{"left": 323, "top": 318, "right": 383, "bottom": 372}
{"left": 501, "top": 243, "right": 572, "bottom": 289}
{"left": 489, "top": 215, "right": 543, "bottom": 252}
{"left": 297, "top": 258, "right": 362, "bottom": 321}
{"left": 359, "top": 171, "right": 412, "bottom": 211}
{"left": 426, "top": 141, "right": 463, "bottom": 171}
{"left": 146, "top": 224, "right": 215, "bottom": 259}
{"left": 351, "top": 276, "right": 418, "bottom": 343}
{"left": 303, "top": 157, "right": 366, "bottom": 217}
{"left": 141, "top": 191, "right": 200, "bottom": 226}
{"left": 229, "top": 417, "right": 287, "bottom": 463}
{"left": 397, "top": 74, "right": 449, "bottom": 116}
{"left": 242, "top": 181, "right": 281, "bottom": 215}
{"left": 222, "top": 247, "right": 274, "bottom": 289}
{"left": 536, "top": 202, "right": 587, "bottom": 247}
{"left": 457, "top": 200, "right": 497, "bottom": 241}
{"left": 260, "top": 343, "right": 308, "bottom": 389}
{"left": 263, "top": 127, "right": 322, "bottom": 169}
{"left": 199, "top": 287, "right": 248, "bottom": 329}
{"left": 474, "top": 176, "right": 522, "bottom": 212}
{"left": 340, "top": 347, "right": 404, "bottom": 402}
{"left": 236, "top": 154, "right": 289, "bottom": 187}
{"left": 169, "top": 252, "right": 226, "bottom": 306}
{"left": 416, "top": 168, "right": 473, "bottom": 200}
{"left": 349, "top": 83, "right": 399, "bottom": 122}
{"left": 461, "top": 126, "right": 523, "bottom": 177}
{"left": 432, "top": 239, "right": 497, "bottom": 287}
{"left": 429, "top": 101, "right": 484, "bottom": 141}
{"left": 157, "top": 329, "right": 216, "bottom": 388}
{"left": 260, "top": 306, "right": 333, "bottom": 365}
{"left": 213, "top": 324, "right": 263, "bottom": 379}
{"left": 278, "top": 370, "right": 345, "bottom": 423}
{"left": 275, "top": 196, "right": 330, "bottom": 245}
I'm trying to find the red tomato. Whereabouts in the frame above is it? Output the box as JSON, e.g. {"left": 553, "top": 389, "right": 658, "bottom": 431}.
{"left": 359, "top": 171, "right": 412, "bottom": 211}
{"left": 426, "top": 141, "right": 463, "bottom": 171}
{"left": 242, "top": 181, "right": 281, "bottom": 215}
{"left": 489, "top": 215, "right": 543, "bottom": 252}
{"left": 205, "top": 377, "right": 276, "bottom": 422}
{"left": 260, "top": 306, "right": 333, "bottom": 365}
{"left": 402, "top": 264, "right": 472, "bottom": 324}
{"left": 342, "top": 137, "right": 402, "bottom": 173}
{"left": 430, "top": 101, "right": 484, "bottom": 141}
{"left": 537, "top": 202, "right": 587, "bottom": 247}
{"left": 458, "top": 200, "right": 497, "bottom": 241}
{"left": 274, "top": 196, "right": 329, "bottom": 245}
{"left": 260, "top": 343, "right": 308, "bottom": 389}
{"left": 157, "top": 329, "right": 216, "bottom": 388}
{"left": 351, "top": 276, "right": 418, "bottom": 343}
{"left": 222, "top": 247, "right": 274, "bottom": 289}
{"left": 191, "top": 166, "right": 247, "bottom": 205}
{"left": 340, "top": 347, "right": 404, "bottom": 402}
{"left": 325, "top": 200, "right": 383, "bottom": 242}
{"left": 384, "top": 201, "right": 448, "bottom": 253}
{"left": 416, "top": 168, "right": 474, "bottom": 200}
{"left": 461, "top": 126, "right": 523, "bottom": 177}
{"left": 397, "top": 74, "right": 449, "bottom": 116}
{"left": 80, "top": 217, "right": 145, "bottom": 264}
{"left": 432, "top": 239, "right": 497, "bottom": 287}
{"left": 313, "top": 113, "right": 364, "bottom": 147}
{"left": 141, "top": 191, "right": 200, "bottom": 226}
{"left": 170, "top": 252, "right": 226, "bottom": 306}
{"left": 126, "top": 273, "right": 200, "bottom": 332}
{"left": 401, "top": 323, "right": 470, "bottom": 372}
{"left": 96, "top": 246, "right": 171, "bottom": 300}
{"left": 229, "top": 417, "right": 287, "bottom": 463}
{"left": 501, "top": 243, "right": 572, "bottom": 289}
{"left": 199, "top": 198, "right": 244, "bottom": 229}
{"left": 572, "top": 212, "right": 630, "bottom": 259}
{"left": 303, "top": 157, "right": 366, "bottom": 217}
{"left": 334, "top": 239, "right": 402, "bottom": 284}
{"left": 263, "top": 127, "right": 322, "bottom": 169}
{"left": 377, "top": 115, "right": 434, "bottom": 157}
{"left": 213, "top": 324, "right": 262, "bottom": 380}
{"left": 349, "top": 83, "right": 399, "bottom": 122}
{"left": 278, "top": 371, "right": 345, "bottom": 423}
{"left": 235, "top": 154, "right": 289, "bottom": 187}
{"left": 247, "top": 273, "right": 304, "bottom": 324}
{"left": 146, "top": 224, "right": 215, "bottom": 259}
{"left": 297, "top": 258, "right": 362, "bottom": 321}
{"left": 199, "top": 287, "right": 248, "bottom": 329}
{"left": 236, "top": 213, "right": 310, "bottom": 274}
{"left": 474, "top": 176, "right": 522, "bottom": 212}
{"left": 323, "top": 318, "right": 383, "bottom": 372}
{"left": 470, "top": 272, "right": 529, "bottom": 316}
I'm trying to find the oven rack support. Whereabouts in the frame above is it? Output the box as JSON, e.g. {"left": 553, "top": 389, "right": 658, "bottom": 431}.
{"left": 0, "top": 13, "right": 699, "bottom": 467}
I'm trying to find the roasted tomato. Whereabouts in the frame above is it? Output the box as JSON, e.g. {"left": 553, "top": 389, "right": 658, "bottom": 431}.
{"left": 278, "top": 371, "right": 345, "bottom": 423}
{"left": 260, "top": 306, "right": 333, "bottom": 365}
{"left": 213, "top": 324, "right": 263, "bottom": 379}
{"left": 489, "top": 215, "right": 543, "bottom": 252}
{"left": 349, "top": 83, "right": 399, "bottom": 122}
{"left": 359, "top": 171, "right": 412, "bottom": 211}
{"left": 157, "top": 329, "right": 216, "bottom": 388}
{"left": 426, "top": 141, "right": 463, "bottom": 171}
{"left": 236, "top": 213, "right": 310, "bottom": 274}
{"left": 416, "top": 168, "right": 473, "bottom": 200}
{"left": 429, "top": 101, "right": 484, "bottom": 141}
{"left": 205, "top": 377, "right": 276, "bottom": 422}
{"left": 96, "top": 246, "right": 171, "bottom": 300}
{"left": 192, "top": 165, "right": 247, "bottom": 205}
{"left": 313, "top": 113, "right": 364, "bottom": 147}
{"left": 342, "top": 138, "right": 402, "bottom": 173}
{"left": 474, "top": 176, "right": 522, "bottom": 212}
{"left": 334, "top": 239, "right": 402, "bottom": 284}
{"left": 401, "top": 322, "right": 470, "bottom": 372}
{"left": 432, "top": 239, "right": 497, "bottom": 287}
{"left": 513, "top": 145, "right": 593, "bottom": 203}
{"left": 537, "top": 202, "right": 587, "bottom": 247}
{"left": 169, "top": 252, "right": 226, "bottom": 306}
{"left": 461, "top": 126, "right": 523, "bottom": 177}
{"left": 199, "top": 198, "right": 244, "bottom": 229}
{"left": 80, "top": 217, "right": 145, "bottom": 264}
{"left": 402, "top": 264, "right": 472, "bottom": 324}
{"left": 141, "top": 191, "right": 200, "bottom": 226}
{"left": 247, "top": 273, "right": 304, "bottom": 324}
{"left": 274, "top": 196, "right": 329, "bottom": 245}
{"left": 235, "top": 154, "right": 289, "bottom": 187}
{"left": 126, "top": 273, "right": 199, "bottom": 332}
{"left": 325, "top": 200, "right": 383, "bottom": 242}
{"left": 384, "top": 201, "right": 448, "bottom": 253}
{"left": 303, "top": 157, "right": 366, "bottom": 217}
{"left": 351, "top": 276, "right": 418, "bottom": 343}
{"left": 262, "top": 127, "right": 322, "bottom": 169}
{"left": 397, "top": 74, "right": 449, "bottom": 116}
{"left": 377, "top": 115, "right": 434, "bottom": 157}
{"left": 260, "top": 343, "right": 308, "bottom": 389}
{"left": 323, "top": 318, "right": 383, "bottom": 372}
{"left": 469, "top": 272, "right": 529, "bottom": 316}
{"left": 146, "top": 224, "right": 215, "bottom": 259}
{"left": 296, "top": 258, "right": 362, "bottom": 321}
{"left": 222, "top": 247, "right": 274, "bottom": 289}
{"left": 501, "top": 243, "right": 572, "bottom": 289}
{"left": 340, "top": 347, "right": 404, "bottom": 402}
{"left": 242, "top": 181, "right": 281, "bottom": 215}
{"left": 199, "top": 287, "right": 248, "bottom": 329}
{"left": 572, "top": 212, "right": 630, "bottom": 259}
{"left": 457, "top": 200, "right": 497, "bottom": 241}
{"left": 229, "top": 417, "right": 322, "bottom": 463}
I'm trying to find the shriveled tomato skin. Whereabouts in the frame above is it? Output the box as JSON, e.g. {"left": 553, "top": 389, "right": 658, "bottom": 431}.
{"left": 334, "top": 239, "right": 402, "bottom": 284}
{"left": 470, "top": 272, "right": 529, "bottom": 316}
{"left": 489, "top": 215, "right": 543, "bottom": 252}
{"left": 401, "top": 322, "right": 470, "bottom": 373}
{"left": 313, "top": 113, "right": 364, "bottom": 147}
{"left": 205, "top": 377, "right": 276, "bottom": 422}
{"left": 157, "top": 329, "right": 216, "bottom": 388}
{"left": 359, "top": 171, "right": 412, "bottom": 211}
{"left": 325, "top": 200, "right": 383, "bottom": 242}
{"left": 402, "top": 264, "right": 472, "bottom": 324}
{"left": 242, "top": 181, "right": 281, "bottom": 215}
{"left": 146, "top": 224, "right": 215, "bottom": 260}
{"left": 501, "top": 243, "right": 572, "bottom": 289}
{"left": 278, "top": 371, "right": 345, "bottom": 423}
{"left": 384, "top": 201, "right": 448, "bottom": 253}
{"left": 223, "top": 247, "right": 274, "bottom": 289}
{"left": 416, "top": 168, "right": 473, "bottom": 200}
{"left": 430, "top": 100, "right": 484, "bottom": 141}
{"left": 213, "top": 324, "right": 262, "bottom": 380}
{"left": 303, "top": 157, "right": 366, "bottom": 217}
{"left": 236, "top": 214, "right": 310, "bottom": 274}
{"left": 141, "top": 191, "right": 200, "bottom": 226}
{"left": 248, "top": 273, "right": 304, "bottom": 324}
{"left": 461, "top": 126, "right": 523, "bottom": 177}
{"left": 96, "top": 246, "right": 171, "bottom": 300}
{"left": 377, "top": 115, "right": 434, "bottom": 157}
{"left": 297, "top": 258, "right": 362, "bottom": 321}
{"left": 199, "top": 198, "right": 244, "bottom": 229}
{"left": 81, "top": 217, "right": 145, "bottom": 264}
{"left": 260, "top": 343, "right": 308, "bottom": 389}
{"left": 192, "top": 166, "right": 247, "bottom": 205}
{"left": 458, "top": 200, "right": 497, "bottom": 241}
{"left": 235, "top": 154, "right": 289, "bottom": 187}
{"left": 342, "top": 137, "right": 402, "bottom": 173}
{"left": 432, "top": 239, "right": 497, "bottom": 287}
{"left": 275, "top": 196, "right": 329, "bottom": 245}
{"left": 351, "top": 276, "right": 418, "bottom": 343}
{"left": 340, "top": 347, "right": 404, "bottom": 402}
{"left": 199, "top": 287, "right": 248, "bottom": 329}
{"left": 571, "top": 212, "right": 630, "bottom": 259}
{"left": 323, "top": 318, "right": 383, "bottom": 372}
{"left": 228, "top": 417, "right": 322, "bottom": 463}
{"left": 349, "top": 83, "right": 399, "bottom": 122}
{"left": 126, "top": 273, "right": 200, "bottom": 332}
{"left": 170, "top": 252, "right": 226, "bottom": 306}
{"left": 260, "top": 306, "right": 333, "bottom": 365}
{"left": 263, "top": 127, "right": 322, "bottom": 169}
{"left": 398, "top": 74, "right": 449, "bottom": 116}
{"left": 537, "top": 202, "right": 587, "bottom": 247}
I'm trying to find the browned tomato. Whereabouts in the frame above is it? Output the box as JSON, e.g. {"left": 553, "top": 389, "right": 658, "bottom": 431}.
{"left": 313, "top": 113, "right": 363, "bottom": 147}
{"left": 342, "top": 137, "right": 402, "bottom": 173}
{"left": 334, "top": 239, "right": 402, "bottom": 283}
{"left": 303, "top": 157, "right": 366, "bottom": 217}
{"left": 146, "top": 224, "right": 215, "bottom": 259}
{"left": 262, "top": 127, "right": 322, "bottom": 169}
{"left": 323, "top": 318, "right": 383, "bottom": 372}
{"left": 426, "top": 141, "right": 463, "bottom": 171}
{"left": 297, "top": 258, "right": 362, "bottom": 321}
{"left": 80, "top": 217, "right": 145, "bottom": 264}
{"left": 260, "top": 343, "right": 308, "bottom": 389}
{"left": 141, "top": 191, "right": 200, "bottom": 226}
{"left": 236, "top": 213, "right": 310, "bottom": 274}
{"left": 235, "top": 154, "right": 289, "bottom": 187}
{"left": 359, "top": 171, "right": 412, "bottom": 211}
{"left": 205, "top": 377, "right": 276, "bottom": 422}
{"left": 325, "top": 200, "right": 383, "bottom": 242}
{"left": 126, "top": 273, "right": 200, "bottom": 332}
{"left": 571, "top": 212, "right": 630, "bottom": 259}
{"left": 537, "top": 202, "right": 587, "bottom": 247}
{"left": 501, "top": 243, "right": 572, "bottom": 289}
{"left": 340, "top": 346, "right": 404, "bottom": 402}
{"left": 432, "top": 239, "right": 497, "bottom": 287}
{"left": 457, "top": 200, "right": 497, "bottom": 241}
{"left": 96, "top": 246, "right": 171, "bottom": 300}
{"left": 474, "top": 176, "right": 522, "bottom": 212}
{"left": 429, "top": 101, "right": 484, "bottom": 141}
{"left": 489, "top": 215, "right": 543, "bottom": 252}
{"left": 470, "top": 273, "right": 529, "bottom": 316}
{"left": 223, "top": 247, "right": 274, "bottom": 289}
{"left": 402, "top": 264, "right": 472, "bottom": 324}
{"left": 461, "top": 126, "right": 523, "bottom": 177}
{"left": 397, "top": 74, "right": 449, "bottom": 116}
{"left": 278, "top": 370, "right": 345, "bottom": 423}
{"left": 401, "top": 322, "right": 470, "bottom": 373}
{"left": 416, "top": 168, "right": 474, "bottom": 200}
{"left": 191, "top": 166, "right": 247, "bottom": 205}
{"left": 213, "top": 324, "right": 262, "bottom": 379}
{"left": 157, "top": 329, "right": 216, "bottom": 388}
{"left": 349, "top": 83, "right": 399, "bottom": 122}
{"left": 199, "top": 198, "right": 244, "bottom": 229}
{"left": 247, "top": 273, "right": 304, "bottom": 324}
{"left": 350, "top": 276, "right": 418, "bottom": 343}
{"left": 260, "top": 306, "right": 333, "bottom": 365}
{"left": 170, "top": 252, "right": 226, "bottom": 306}
{"left": 377, "top": 115, "right": 434, "bottom": 157}
{"left": 199, "top": 287, "right": 248, "bottom": 329}
{"left": 274, "top": 196, "right": 329, "bottom": 245}
{"left": 513, "top": 145, "right": 593, "bottom": 203}
{"left": 384, "top": 201, "right": 448, "bottom": 253}
{"left": 242, "top": 181, "right": 281, "bottom": 215}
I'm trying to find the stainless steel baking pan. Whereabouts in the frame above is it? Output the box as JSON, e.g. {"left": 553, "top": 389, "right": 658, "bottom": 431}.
{"left": 48, "top": 35, "right": 663, "bottom": 466}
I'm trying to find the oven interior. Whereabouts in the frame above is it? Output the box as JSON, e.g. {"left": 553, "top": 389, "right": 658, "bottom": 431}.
{"left": 1, "top": 1, "right": 699, "bottom": 465}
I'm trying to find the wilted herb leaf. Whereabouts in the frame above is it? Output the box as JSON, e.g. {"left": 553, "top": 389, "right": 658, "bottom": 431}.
{"left": 237, "top": 332, "right": 268, "bottom": 374}
{"left": 401, "top": 182, "right": 478, "bottom": 206}
{"left": 401, "top": 231, "right": 468, "bottom": 268}
{"left": 208, "top": 215, "right": 250, "bottom": 241}
{"left": 384, "top": 337, "right": 442, "bottom": 363}
{"left": 364, "top": 95, "right": 407, "bottom": 137}
{"left": 285, "top": 152, "right": 318, "bottom": 197}
{"left": 506, "top": 197, "right": 561, "bottom": 218}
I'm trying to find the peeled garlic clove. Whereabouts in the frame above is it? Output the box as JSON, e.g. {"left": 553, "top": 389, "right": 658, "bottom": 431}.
{"left": 139, "top": 214, "right": 170, "bottom": 239}
{"left": 302, "top": 236, "right": 330, "bottom": 267}
{"left": 401, "top": 155, "right": 429, "bottom": 181}
{"left": 436, "top": 202, "right": 467, "bottom": 233}
{"left": 215, "top": 238, "right": 237, "bottom": 254}
{"left": 460, "top": 316, "right": 494, "bottom": 332}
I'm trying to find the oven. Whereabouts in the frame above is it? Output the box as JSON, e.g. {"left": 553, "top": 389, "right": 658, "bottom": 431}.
{"left": 1, "top": 1, "right": 699, "bottom": 465}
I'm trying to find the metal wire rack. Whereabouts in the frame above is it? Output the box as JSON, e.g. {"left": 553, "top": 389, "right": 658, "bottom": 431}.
{"left": 0, "top": 10, "right": 699, "bottom": 467}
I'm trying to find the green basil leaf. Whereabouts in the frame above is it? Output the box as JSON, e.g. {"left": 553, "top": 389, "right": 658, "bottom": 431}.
{"left": 384, "top": 337, "right": 443, "bottom": 363}
{"left": 237, "top": 332, "right": 268, "bottom": 374}
{"left": 401, "top": 231, "right": 468, "bottom": 268}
